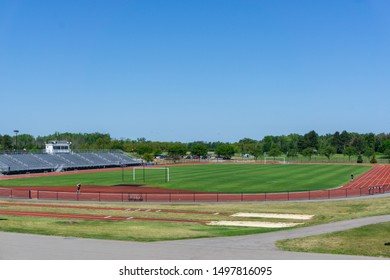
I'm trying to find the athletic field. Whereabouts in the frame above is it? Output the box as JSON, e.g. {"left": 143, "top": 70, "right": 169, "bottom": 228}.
{"left": 0, "top": 164, "right": 371, "bottom": 193}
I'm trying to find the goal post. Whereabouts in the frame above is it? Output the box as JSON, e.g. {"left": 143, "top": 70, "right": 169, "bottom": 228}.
{"left": 264, "top": 157, "right": 286, "bottom": 164}
{"left": 132, "top": 167, "right": 170, "bottom": 183}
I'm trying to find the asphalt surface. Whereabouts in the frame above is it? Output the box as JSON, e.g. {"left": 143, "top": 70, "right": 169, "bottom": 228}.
{"left": 1, "top": 214, "right": 389, "bottom": 260}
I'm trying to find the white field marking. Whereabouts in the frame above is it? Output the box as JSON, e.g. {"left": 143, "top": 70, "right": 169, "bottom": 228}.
{"left": 145, "top": 209, "right": 151, "bottom": 212}
{"left": 104, "top": 216, "right": 112, "bottom": 219}
{"left": 127, "top": 217, "right": 134, "bottom": 220}
{"left": 156, "top": 210, "right": 161, "bottom": 212}
{"left": 207, "top": 221, "right": 304, "bottom": 228}
{"left": 213, "top": 213, "right": 220, "bottom": 215}
{"left": 231, "top": 213, "right": 314, "bottom": 220}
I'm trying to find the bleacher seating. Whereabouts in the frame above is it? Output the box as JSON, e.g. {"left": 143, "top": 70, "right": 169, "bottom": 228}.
{"left": 0, "top": 151, "right": 141, "bottom": 174}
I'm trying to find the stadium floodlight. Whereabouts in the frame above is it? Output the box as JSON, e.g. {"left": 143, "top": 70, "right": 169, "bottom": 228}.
{"left": 13, "top": 130, "right": 19, "bottom": 152}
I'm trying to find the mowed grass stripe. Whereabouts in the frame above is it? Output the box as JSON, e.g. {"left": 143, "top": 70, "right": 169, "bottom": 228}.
{"left": 0, "top": 164, "right": 371, "bottom": 193}
{"left": 136, "top": 164, "right": 370, "bottom": 193}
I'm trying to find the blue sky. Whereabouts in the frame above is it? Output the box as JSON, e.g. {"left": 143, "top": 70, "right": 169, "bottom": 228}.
{"left": 1, "top": 0, "right": 389, "bottom": 142}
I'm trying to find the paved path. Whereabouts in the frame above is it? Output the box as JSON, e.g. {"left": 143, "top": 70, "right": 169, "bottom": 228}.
{"left": 1, "top": 215, "right": 389, "bottom": 260}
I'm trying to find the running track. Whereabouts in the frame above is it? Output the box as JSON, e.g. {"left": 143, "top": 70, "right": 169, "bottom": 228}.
{"left": 1, "top": 165, "right": 389, "bottom": 202}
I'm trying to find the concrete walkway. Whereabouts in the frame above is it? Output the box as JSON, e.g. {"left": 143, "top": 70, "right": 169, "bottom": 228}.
{"left": 1, "top": 215, "right": 389, "bottom": 260}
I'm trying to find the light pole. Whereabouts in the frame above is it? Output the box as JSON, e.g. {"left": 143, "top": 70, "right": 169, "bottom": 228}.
{"left": 121, "top": 162, "right": 124, "bottom": 182}
{"left": 13, "top": 130, "right": 19, "bottom": 152}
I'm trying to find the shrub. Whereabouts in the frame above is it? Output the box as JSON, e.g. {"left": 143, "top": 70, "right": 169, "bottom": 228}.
{"left": 370, "top": 154, "right": 377, "bottom": 164}
{"left": 357, "top": 155, "right": 363, "bottom": 163}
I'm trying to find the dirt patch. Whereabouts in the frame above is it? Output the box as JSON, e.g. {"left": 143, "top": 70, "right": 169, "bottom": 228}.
{"left": 207, "top": 221, "right": 304, "bottom": 228}
{"left": 231, "top": 213, "right": 314, "bottom": 220}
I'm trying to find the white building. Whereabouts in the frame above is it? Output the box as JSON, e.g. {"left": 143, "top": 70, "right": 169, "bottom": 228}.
{"left": 45, "top": 140, "right": 71, "bottom": 154}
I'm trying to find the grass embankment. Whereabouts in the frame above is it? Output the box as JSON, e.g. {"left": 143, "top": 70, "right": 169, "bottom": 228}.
{"left": 0, "top": 164, "right": 371, "bottom": 193}
{"left": 277, "top": 222, "right": 390, "bottom": 258}
{"left": 0, "top": 196, "right": 389, "bottom": 244}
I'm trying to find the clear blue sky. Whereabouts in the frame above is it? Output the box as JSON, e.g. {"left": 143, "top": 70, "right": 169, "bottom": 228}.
{"left": 1, "top": 0, "right": 389, "bottom": 142}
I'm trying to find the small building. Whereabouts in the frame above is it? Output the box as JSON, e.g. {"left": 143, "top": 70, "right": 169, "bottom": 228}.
{"left": 45, "top": 140, "right": 71, "bottom": 154}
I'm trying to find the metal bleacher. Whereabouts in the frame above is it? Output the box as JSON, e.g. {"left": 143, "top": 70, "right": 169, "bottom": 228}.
{"left": 0, "top": 151, "right": 141, "bottom": 174}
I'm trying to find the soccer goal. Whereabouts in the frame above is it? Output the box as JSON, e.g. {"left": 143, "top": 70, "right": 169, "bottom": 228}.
{"left": 264, "top": 157, "right": 286, "bottom": 164}
{"left": 132, "top": 167, "right": 170, "bottom": 183}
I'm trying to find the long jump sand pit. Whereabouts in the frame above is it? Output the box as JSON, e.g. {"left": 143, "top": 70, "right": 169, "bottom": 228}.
{"left": 207, "top": 221, "right": 304, "bottom": 228}
{"left": 208, "top": 212, "right": 314, "bottom": 228}
{"left": 231, "top": 213, "right": 314, "bottom": 220}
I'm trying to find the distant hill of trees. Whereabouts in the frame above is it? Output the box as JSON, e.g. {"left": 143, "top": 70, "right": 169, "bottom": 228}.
{"left": 1, "top": 130, "right": 390, "bottom": 161}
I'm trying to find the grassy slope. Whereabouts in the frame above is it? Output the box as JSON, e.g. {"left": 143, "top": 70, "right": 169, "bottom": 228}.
{"left": 1, "top": 196, "right": 389, "bottom": 257}
{"left": 0, "top": 164, "right": 371, "bottom": 193}
{"left": 0, "top": 196, "right": 389, "bottom": 244}
{"left": 276, "top": 222, "right": 390, "bottom": 258}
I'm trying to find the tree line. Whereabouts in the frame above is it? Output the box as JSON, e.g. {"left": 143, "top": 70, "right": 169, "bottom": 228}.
{"left": 1, "top": 130, "right": 390, "bottom": 161}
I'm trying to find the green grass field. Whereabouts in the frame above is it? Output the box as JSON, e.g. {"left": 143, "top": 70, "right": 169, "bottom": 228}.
{"left": 0, "top": 164, "right": 371, "bottom": 193}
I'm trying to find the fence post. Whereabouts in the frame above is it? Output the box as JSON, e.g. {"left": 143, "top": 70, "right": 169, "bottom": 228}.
{"left": 145, "top": 192, "right": 147, "bottom": 202}
{"left": 345, "top": 188, "right": 348, "bottom": 198}
{"left": 193, "top": 192, "right": 195, "bottom": 202}
{"left": 241, "top": 192, "right": 243, "bottom": 202}
{"left": 122, "top": 192, "right": 124, "bottom": 202}
{"left": 287, "top": 191, "right": 289, "bottom": 201}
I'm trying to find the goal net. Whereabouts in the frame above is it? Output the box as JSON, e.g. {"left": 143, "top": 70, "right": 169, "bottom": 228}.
{"left": 132, "top": 167, "right": 170, "bottom": 183}
{"left": 264, "top": 157, "right": 286, "bottom": 164}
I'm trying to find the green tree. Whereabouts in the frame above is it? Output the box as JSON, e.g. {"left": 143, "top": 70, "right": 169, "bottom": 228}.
{"left": 381, "top": 140, "right": 390, "bottom": 156}
{"left": 302, "top": 147, "right": 314, "bottom": 160}
{"left": 136, "top": 144, "right": 154, "bottom": 156}
{"left": 168, "top": 144, "right": 187, "bottom": 162}
{"left": 250, "top": 143, "right": 263, "bottom": 160}
{"left": 320, "top": 146, "right": 336, "bottom": 161}
{"left": 350, "top": 134, "right": 365, "bottom": 154}
{"left": 237, "top": 138, "right": 257, "bottom": 155}
{"left": 215, "top": 144, "right": 235, "bottom": 159}
{"left": 17, "top": 134, "right": 35, "bottom": 150}
{"left": 303, "top": 130, "right": 319, "bottom": 150}
{"left": 96, "top": 135, "right": 112, "bottom": 150}
{"left": 191, "top": 144, "right": 208, "bottom": 158}
{"left": 343, "top": 146, "right": 356, "bottom": 161}
{"left": 143, "top": 153, "right": 154, "bottom": 163}
{"left": 364, "top": 149, "right": 375, "bottom": 162}
{"left": 262, "top": 136, "right": 274, "bottom": 153}
{"left": 384, "top": 148, "right": 390, "bottom": 159}
{"left": 1, "top": 135, "right": 13, "bottom": 151}
{"left": 268, "top": 145, "right": 282, "bottom": 159}
{"left": 370, "top": 154, "right": 377, "bottom": 164}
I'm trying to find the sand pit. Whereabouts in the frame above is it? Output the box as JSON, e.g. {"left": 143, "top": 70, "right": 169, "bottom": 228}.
{"left": 207, "top": 221, "right": 304, "bottom": 228}
{"left": 231, "top": 213, "right": 314, "bottom": 220}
